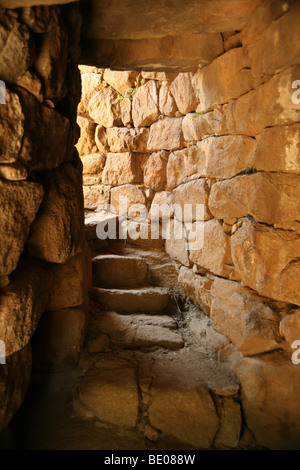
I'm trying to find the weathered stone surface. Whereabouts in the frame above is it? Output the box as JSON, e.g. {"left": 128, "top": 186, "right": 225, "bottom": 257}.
{"left": 83, "top": 184, "right": 110, "bottom": 211}
{"left": 228, "top": 65, "right": 300, "bottom": 136}
{"left": 90, "top": 287, "right": 169, "bottom": 313}
{"left": 33, "top": 307, "right": 86, "bottom": 370}
{"left": 16, "top": 71, "right": 43, "bottom": 102}
{"left": 178, "top": 267, "right": 212, "bottom": 315}
{"left": 210, "top": 278, "right": 280, "bottom": 356}
{"left": 166, "top": 149, "right": 189, "bottom": 190}
{"left": 0, "top": 258, "right": 52, "bottom": 356}
{"left": 76, "top": 117, "right": 98, "bottom": 157}
{"left": 231, "top": 218, "right": 300, "bottom": 306}
{"left": 150, "top": 191, "right": 174, "bottom": 221}
{"left": 0, "top": 344, "right": 31, "bottom": 433}
{"left": 143, "top": 151, "right": 168, "bottom": 191}
{"left": 148, "top": 117, "right": 183, "bottom": 152}
{"left": 0, "top": 90, "right": 24, "bottom": 164}
{"left": 132, "top": 80, "right": 159, "bottom": 128}
{"left": 120, "top": 98, "right": 132, "bottom": 126}
{"left": 182, "top": 108, "right": 229, "bottom": 142}
{"left": 82, "top": 153, "right": 106, "bottom": 176}
{"left": 172, "top": 178, "right": 211, "bottom": 221}
{"left": 235, "top": 353, "right": 300, "bottom": 449}
{"left": 34, "top": 8, "right": 68, "bottom": 101}
{"left": 165, "top": 220, "right": 190, "bottom": 267}
{"left": 254, "top": 124, "right": 300, "bottom": 173}
{"left": 188, "top": 135, "right": 257, "bottom": 179}
{"left": 106, "top": 127, "right": 149, "bottom": 153}
{"left": 77, "top": 72, "right": 103, "bottom": 118}
{"left": 195, "top": 47, "right": 255, "bottom": 112}
{"left": 88, "top": 87, "right": 121, "bottom": 127}
{"left": 111, "top": 185, "right": 146, "bottom": 217}
{"left": 280, "top": 309, "right": 300, "bottom": 350}
{"left": 189, "top": 219, "right": 232, "bottom": 277}
{"left": 47, "top": 245, "right": 91, "bottom": 310}
{"left": 74, "top": 357, "right": 139, "bottom": 427}
{"left": 247, "top": 2, "right": 300, "bottom": 79}
{"left": 0, "top": 13, "right": 33, "bottom": 84}
{"left": 103, "top": 69, "right": 138, "bottom": 96}
{"left": 0, "top": 162, "right": 28, "bottom": 181}
{"left": 17, "top": 88, "right": 73, "bottom": 170}
{"left": 0, "top": 179, "right": 44, "bottom": 277}
{"left": 213, "top": 395, "right": 242, "bottom": 449}
{"left": 209, "top": 173, "right": 300, "bottom": 227}
{"left": 92, "top": 254, "right": 148, "bottom": 288}
{"left": 95, "top": 125, "right": 109, "bottom": 153}
{"left": 159, "top": 83, "right": 178, "bottom": 117}
{"left": 170, "top": 72, "right": 198, "bottom": 114}
{"left": 27, "top": 164, "right": 84, "bottom": 264}
{"left": 102, "top": 153, "right": 143, "bottom": 185}
{"left": 21, "top": 5, "right": 52, "bottom": 33}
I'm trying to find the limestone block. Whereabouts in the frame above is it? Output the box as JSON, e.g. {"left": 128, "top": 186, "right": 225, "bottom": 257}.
{"left": 165, "top": 219, "right": 190, "bottom": 267}
{"left": 170, "top": 72, "right": 199, "bottom": 114}
{"left": 254, "top": 124, "right": 300, "bottom": 173}
{"left": 110, "top": 185, "right": 146, "bottom": 216}
{"left": 102, "top": 153, "right": 143, "bottom": 185}
{"left": 33, "top": 307, "right": 86, "bottom": 370}
{"left": 21, "top": 5, "right": 53, "bottom": 33}
{"left": 0, "top": 13, "right": 33, "bottom": 84}
{"left": 95, "top": 125, "right": 109, "bottom": 152}
{"left": 231, "top": 218, "right": 300, "bottom": 306}
{"left": 77, "top": 72, "right": 103, "bottom": 118}
{"left": 76, "top": 117, "right": 98, "bottom": 157}
{"left": 0, "top": 162, "right": 28, "bottom": 181}
{"left": 209, "top": 173, "right": 300, "bottom": 227}
{"left": 182, "top": 108, "right": 229, "bottom": 142}
{"left": 0, "top": 258, "right": 52, "bottom": 356}
{"left": 159, "top": 83, "right": 177, "bottom": 117}
{"left": 0, "top": 179, "right": 44, "bottom": 277}
{"left": 16, "top": 71, "right": 43, "bottom": 102}
{"left": 143, "top": 151, "right": 168, "bottom": 191}
{"left": 0, "top": 89, "right": 24, "bottom": 164}
{"left": 106, "top": 127, "right": 149, "bottom": 153}
{"left": 235, "top": 354, "right": 300, "bottom": 449}
{"left": 88, "top": 87, "right": 121, "bottom": 127}
{"left": 147, "top": 117, "right": 183, "bottom": 152}
{"left": 132, "top": 80, "right": 159, "bottom": 128}
{"left": 103, "top": 69, "right": 139, "bottom": 96}
{"left": 47, "top": 245, "right": 91, "bottom": 310}
{"left": 83, "top": 184, "right": 110, "bottom": 211}
{"left": 166, "top": 149, "right": 190, "bottom": 190}
{"left": 172, "top": 178, "right": 212, "bottom": 221}
{"left": 210, "top": 278, "right": 280, "bottom": 356}
{"left": 120, "top": 98, "right": 132, "bottom": 126}
{"left": 189, "top": 219, "right": 232, "bottom": 277}
{"left": 26, "top": 164, "right": 84, "bottom": 264}
{"left": 82, "top": 153, "right": 106, "bottom": 176}
{"left": 178, "top": 266, "right": 213, "bottom": 315}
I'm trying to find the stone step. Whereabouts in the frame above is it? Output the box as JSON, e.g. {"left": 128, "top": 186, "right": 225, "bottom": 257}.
{"left": 73, "top": 349, "right": 241, "bottom": 449}
{"left": 90, "top": 287, "right": 170, "bottom": 313}
{"left": 88, "top": 311, "right": 183, "bottom": 350}
{"left": 92, "top": 254, "right": 149, "bottom": 288}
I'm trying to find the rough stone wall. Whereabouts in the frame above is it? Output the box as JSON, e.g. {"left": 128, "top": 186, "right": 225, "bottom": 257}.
{"left": 0, "top": 4, "right": 89, "bottom": 432}
{"left": 77, "top": 1, "right": 300, "bottom": 449}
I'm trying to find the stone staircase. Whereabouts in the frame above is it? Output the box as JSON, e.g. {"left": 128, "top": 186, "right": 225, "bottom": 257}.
{"left": 73, "top": 227, "right": 243, "bottom": 449}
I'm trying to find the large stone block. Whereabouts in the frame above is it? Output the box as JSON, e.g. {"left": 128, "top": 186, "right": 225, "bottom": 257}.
{"left": 182, "top": 108, "right": 229, "bottom": 142}
{"left": 143, "top": 151, "right": 168, "bottom": 191}
{"left": 0, "top": 258, "right": 52, "bottom": 356}
{"left": 0, "top": 179, "right": 44, "bottom": 277}
{"left": 147, "top": 117, "right": 183, "bottom": 152}
{"left": 209, "top": 173, "right": 300, "bottom": 227}
{"left": 0, "top": 90, "right": 24, "bottom": 164}
{"left": 0, "top": 13, "right": 33, "bottom": 84}
{"left": 170, "top": 72, "right": 199, "bottom": 114}
{"left": 189, "top": 219, "right": 232, "bottom": 277}
{"left": 83, "top": 184, "right": 110, "bottom": 211}
{"left": 110, "top": 185, "right": 146, "bottom": 216}
{"left": 210, "top": 278, "right": 280, "bottom": 356}
{"left": 172, "top": 178, "right": 212, "bottom": 221}
{"left": 178, "top": 266, "right": 213, "bottom": 315}
{"left": 106, "top": 127, "right": 149, "bottom": 153}
{"left": 82, "top": 153, "right": 106, "bottom": 176}
{"left": 231, "top": 218, "right": 300, "bottom": 306}
{"left": 235, "top": 354, "right": 300, "bottom": 449}
{"left": 102, "top": 152, "right": 144, "bottom": 185}
{"left": 77, "top": 72, "right": 103, "bottom": 118}
{"left": 166, "top": 149, "right": 190, "bottom": 190}
{"left": 103, "top": 69, "right": 139, "bottom": 96}
{"left": 188, "top": 135, "right": 257, "bottom": 179}
{"left": 195, "top": 48, "right": 256, "bottom": 111}
{"left": 254, "top": 124, "right": 300, "bottom": 174}
{"left": 165, "top": 219, "right": 190, "bottom": 267}
{"left": 88, "top": 87, "right": 121, "bottom": 128}
{"left": 159, "top": 83, "right": 178, "bottom": 117}
{"left": 26, "top": 164, "right": 84, "bottom": 264}
{"left": 132, "top": 80, "right": 159, "bottom": 128}
{"left": 280, "top": 309, "right": 300, "bottom": 350}
{"left": 76, "top": 117, "right": 98, "bottom": 157}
